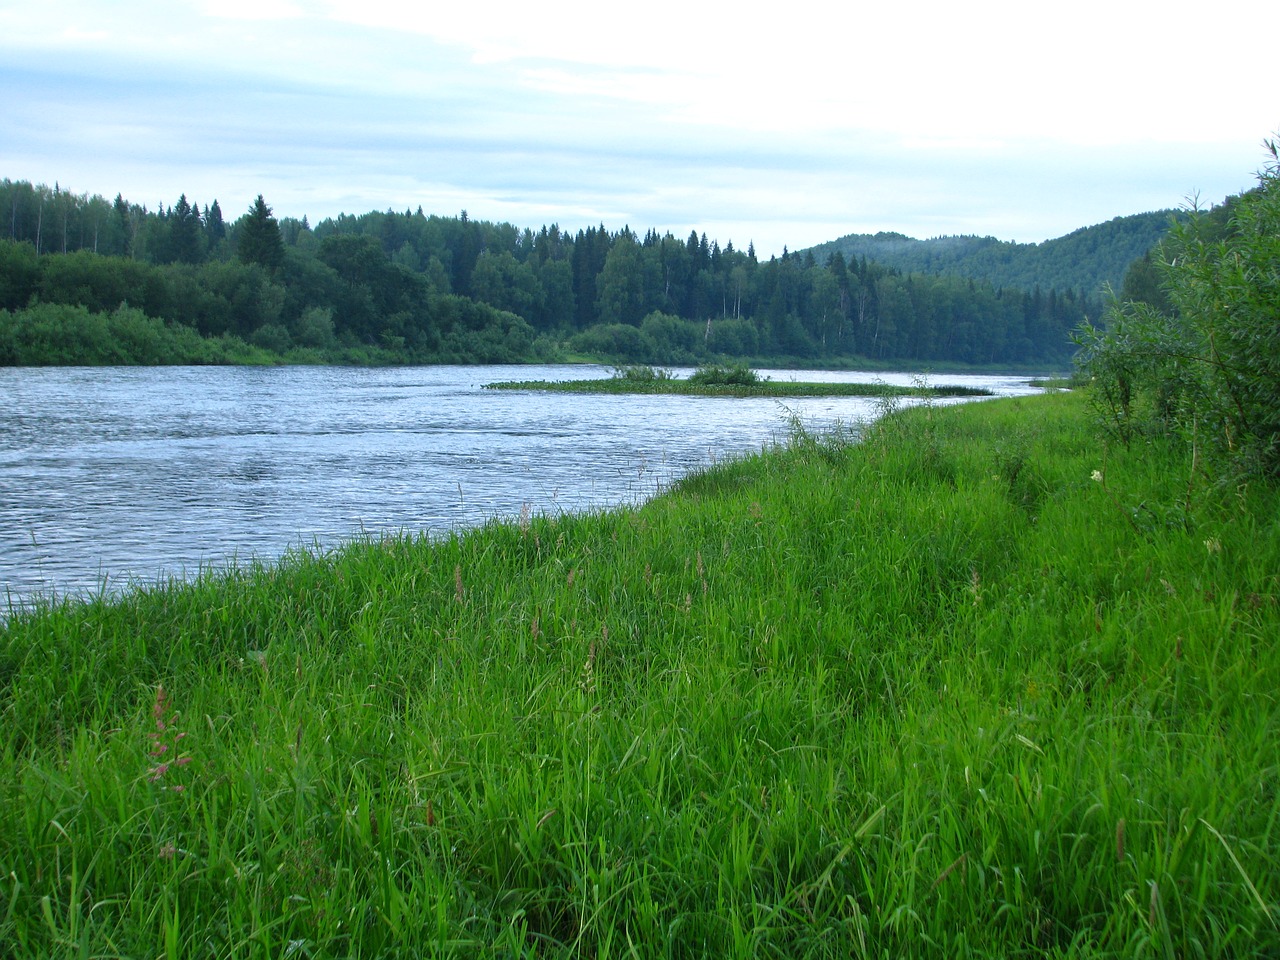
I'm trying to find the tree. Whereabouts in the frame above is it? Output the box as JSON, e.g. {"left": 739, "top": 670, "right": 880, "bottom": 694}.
{"left": 237, "top": 195, "right": 284, "bottom": 272}
{"left": 536, "top": 258, "right": 575, "bottom": 330}
{"left": 0, "top": 239, "right": 39, "bottom": 309}
{"left": 168, "top": 194, "right": 202, "bottom": 265}
{"left": 596, "top": 233, "right": 645, "bottom": 326}
{"left": 470, "top": 251, "right": 543, "bottom": 320}
{"left": 205, "top": 199, "right": 226, "bottom": 249}
{"left": 112, "top": 194, "right": 137, "bottom": 258}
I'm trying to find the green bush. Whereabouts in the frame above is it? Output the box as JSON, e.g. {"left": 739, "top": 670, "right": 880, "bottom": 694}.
{"left": 1076, "top": 136, "right": 1280, "bottom": 478}
{"left": 567, "top": 322, "right": 657, "bottom": 363}
{"left": 704, "top": 316, "right": 759, "bottom": 357}
{"left": 639, "top": 310, "right": 704, "bottom": 362}
{"left": 687, "top": 362, "right": 764, "bottom": 387}
{"left": 249, "top": 322, "right": 294, "bottom": 354}
{"left": 1, "top": 302, "right": 122, "bottom": 364}
{"left": 610, "top": 364, "right": 673, "bottom": 383}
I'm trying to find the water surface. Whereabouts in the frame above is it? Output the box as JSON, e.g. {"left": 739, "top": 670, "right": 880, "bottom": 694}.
{"left": 0, "top": 364, "right": 1042, "bottom": 605}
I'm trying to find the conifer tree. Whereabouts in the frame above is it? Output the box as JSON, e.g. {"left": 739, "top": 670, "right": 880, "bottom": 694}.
{"left": 237, "top": 195, "right": 284, "bottom": 272}
{"left": 168, "top": 194, "right": 202, "bottom": 264}
{"left": 205, "top": 199, "right": 226, "bottom": 247}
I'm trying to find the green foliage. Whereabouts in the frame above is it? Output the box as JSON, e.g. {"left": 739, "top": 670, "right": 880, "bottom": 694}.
{"left": 1077, "top": 138, "right": 1280, "bottom": 478}
{"left": 1117, "top": 248, "right": 1173, "bottom": 314}
{"left": 249, "top": 322, "right": 293, "bottom": 354}
{"left": 3, "top": 393, "right": 1278, "bottom": 956}
{"left": 470, "top": 250, "right": 542, "bottom": 320}
{"left": 704, "top": 316, "right": 758, "bottom": 356}
{"left": 0, "top": 239, "right": 38, "bottom": 310}
{"left": 434, "top": 297, "right": 536, "bottom": 363}
{"left": 639, "top": 310, "right": 703, "bottom": 362}
{"left": 567, "top": 322, "right": 656, "bottom": 363}
{"left": 33, "top": 248, "right": 160, "bottom": 315}
{"left": 0, "top": 174, "right": 1127, "bottom": 368}
{"left": 290, "top": 305, "right": 338, "bottom": 350}
{"left": 610, "top": 363, "right": 674, "bottom": 383}
{"left": 195, "top": 260, "right": 285, "bottom": 337}
{"left": 165, "top": 193, "right": 204, "bottom": 265}
{"left": 687, "top": 362, "right": 763, "bottom": 386}
{"left": 236, "top": 195, "right": 285, "bottom": 273}
{"left": 0, "top": 302, "right": 264, "bottom": 365}
{"left": 806, "top": 210, "right": 1177, "bottom": 300}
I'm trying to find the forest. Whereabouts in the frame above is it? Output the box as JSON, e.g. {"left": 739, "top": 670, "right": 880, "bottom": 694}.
{"left": 0, "top": 178, "right": 1117, "bottom": 367}
{"left": 801, "top": 210, "right": 1177, "bottom": 298}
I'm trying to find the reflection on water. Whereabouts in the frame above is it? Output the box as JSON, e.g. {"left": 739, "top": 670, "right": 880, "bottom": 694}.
{"left": 0, "top": 364, "right": 1042, "bottom": 605}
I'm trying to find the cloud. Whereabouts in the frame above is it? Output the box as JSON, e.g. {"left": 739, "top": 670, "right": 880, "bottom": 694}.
{"left": 2, "top": 0, "right": 1275, "bottom": 255}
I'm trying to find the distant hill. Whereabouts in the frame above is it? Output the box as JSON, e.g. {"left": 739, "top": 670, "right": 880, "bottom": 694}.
{"left": 801, "top": 210, "right": 1181, "bottom": 298}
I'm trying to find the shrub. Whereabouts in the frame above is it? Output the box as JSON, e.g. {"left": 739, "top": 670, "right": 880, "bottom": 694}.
{"left": 1076, "top": 136, "right": 1280, "bottom": 478}
{"left": 687, "top": 363, "right": 764, "bottom": 387}
{"left": 567, "top": 323, "right": 656, "bottom": 363}
{"left": 610, "top": 364, "right": 673, "bottom": 383}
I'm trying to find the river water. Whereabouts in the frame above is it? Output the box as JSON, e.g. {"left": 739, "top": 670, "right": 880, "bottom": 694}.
{"left": 0, "top": 364, "right": 1043, "bottom": 606}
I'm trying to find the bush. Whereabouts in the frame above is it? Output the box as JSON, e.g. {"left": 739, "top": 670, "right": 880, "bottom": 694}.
{"left": 568, "top": 323, "right": 656, "bottom": 363}
{"left": 289, "top": 306, "right": 338, "bottom": 350}
{"left": 250, "top": 322, "right": 294, "bottom": 354}
{"left": 1076, "top": 136, "right": 1280, "bottom": 478}
{"left": 639, "top": 311, "right": 703, "bottom": 362}
{"left": 2, "top": 302, "right": 121, "bottom": 364}
{"left": 610, "top": 364, "right": 673, "bottom": 383}
{"left": 704, "top": 316, "right": 759, "bottom": 357}
{"left": 687, "top": 363, "right": 764, "bottom": 387}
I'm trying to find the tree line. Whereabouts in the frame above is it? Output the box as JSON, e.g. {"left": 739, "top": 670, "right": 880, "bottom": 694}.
{"left": 1, "top": 177, "right": 1099, "bottom": 366}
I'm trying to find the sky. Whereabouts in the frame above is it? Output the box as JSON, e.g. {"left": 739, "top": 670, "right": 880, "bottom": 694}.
{"left": 2, "top": 0, "right": 1277, "bottom": 258}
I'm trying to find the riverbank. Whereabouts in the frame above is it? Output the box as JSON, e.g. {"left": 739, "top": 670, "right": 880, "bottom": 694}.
{"left": 2, "top": 391, "right": 1276, "bottom": 957}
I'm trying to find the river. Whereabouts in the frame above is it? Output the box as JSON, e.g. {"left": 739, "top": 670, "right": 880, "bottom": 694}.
{"left": 0, "top": 364, "right": 1043, "bottom": 606}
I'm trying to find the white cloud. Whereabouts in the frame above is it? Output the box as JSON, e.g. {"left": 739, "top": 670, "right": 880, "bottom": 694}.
{"left": 1, "top": 0, "right": 1276, "bottom": 254}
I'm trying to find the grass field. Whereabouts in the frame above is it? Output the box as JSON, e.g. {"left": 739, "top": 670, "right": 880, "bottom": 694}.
{"left": 1, "top": 390, "right": 1277, "bottom": 958}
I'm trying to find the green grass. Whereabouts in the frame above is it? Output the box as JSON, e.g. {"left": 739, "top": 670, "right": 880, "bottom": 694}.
{"left": 2, "top": 391, "right": 1277, "bottom": 957}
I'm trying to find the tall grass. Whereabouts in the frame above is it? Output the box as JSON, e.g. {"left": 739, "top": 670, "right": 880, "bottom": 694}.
{"left": 1, "top": 391, "right": 1276, "bottom": 957}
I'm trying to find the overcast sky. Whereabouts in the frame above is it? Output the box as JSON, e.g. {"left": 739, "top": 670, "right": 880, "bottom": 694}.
{"left": 2, "top": 0, "right": 1276, "bottom": 257}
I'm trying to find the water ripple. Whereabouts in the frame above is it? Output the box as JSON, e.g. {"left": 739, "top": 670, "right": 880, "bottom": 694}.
{"left": 0, "top": 364, "right": 1041, "bottom": 606}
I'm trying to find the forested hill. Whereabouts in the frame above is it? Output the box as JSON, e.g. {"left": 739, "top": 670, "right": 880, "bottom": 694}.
{"left": 802, "top": 210, "right": 1179, "bottom": 298}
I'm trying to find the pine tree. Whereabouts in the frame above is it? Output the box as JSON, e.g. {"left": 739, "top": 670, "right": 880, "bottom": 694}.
{"left": 237, "top": 195, "right": 284, "bottom": 272}
{"left": 169, "top": 194, "right": 202, "bottom": 264}
{"left": 205, "top": 199, "right": 226, "bottom": 247}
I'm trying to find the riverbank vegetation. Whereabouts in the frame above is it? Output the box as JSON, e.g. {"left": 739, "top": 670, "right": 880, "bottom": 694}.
{"left": 1077, "top": 137, "right": 1280, "bottom": 480}
{"left": 1, "top": 178, "right": 1114, "bottom": 369}
{"left": 484, "top": 364, "right": 993, "bottom": 398}
{"left": 3, "top": 388, "right": 1277, "bottom": 957}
